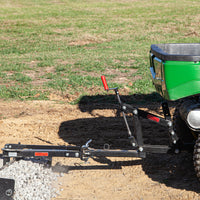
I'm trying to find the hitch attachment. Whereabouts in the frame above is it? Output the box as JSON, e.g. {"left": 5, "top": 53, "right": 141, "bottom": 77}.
{"left": 0, "top": 76, "right": 181, "bottom": 193}
{"left": 100, "top": 76, "right": 180, "bottom": 154}
{"left": 81, "top": 139, "right": 92, "bottom": 162}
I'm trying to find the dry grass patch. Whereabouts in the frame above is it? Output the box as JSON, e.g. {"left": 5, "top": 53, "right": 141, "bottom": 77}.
{"left": 68, "top": 34, "right": 108, "bottom": 46}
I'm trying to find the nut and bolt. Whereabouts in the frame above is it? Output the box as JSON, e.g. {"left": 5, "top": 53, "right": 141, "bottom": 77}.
{"left": 139, "top": 147, "right": 143, "bottom": 152}
{"left": 75, "top": 153, "right": 79, "bottom": 157}
{"left": 133, "top": 109, "right": 138, "bottom": 115}
{"left": 175, "top": 149, "right": 180, "bottom": 154}
{"left": 171, "top": 131, "right": 175, "bottom": 136}
{"left": 132, "top": 143, "right": 136, "bottom": 147}
{"left": 122, "top": 106, "right": 126, "bottom": 110}
{"left": 168, "top": 121, "right": 172, "bottom": 127}
{"left": 5, "top": 189, "right": 13, "bottom": 197}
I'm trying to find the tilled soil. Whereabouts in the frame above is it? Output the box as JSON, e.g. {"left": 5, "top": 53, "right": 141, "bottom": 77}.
{"left": 0, "top": 99, "right": 200, "bottom": 200}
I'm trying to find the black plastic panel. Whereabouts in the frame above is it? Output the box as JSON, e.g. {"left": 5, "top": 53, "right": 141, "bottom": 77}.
{"left": 151, "top": 43, "right": 200, "bottom": 61}
{"left": 0, "top": 178, "right": 15, "bottom": 200}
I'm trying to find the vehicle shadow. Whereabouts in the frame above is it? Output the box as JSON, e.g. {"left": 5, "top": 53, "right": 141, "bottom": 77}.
{"left": 57, "top": 94, "right": 200, "bottom": 193}
{"left": 78, "top": 92, "right": 165, "bottom": 116}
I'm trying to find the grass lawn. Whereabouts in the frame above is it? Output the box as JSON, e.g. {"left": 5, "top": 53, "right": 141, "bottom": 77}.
{"left": 0, "top": 0, "right": 200, "bottom": 102}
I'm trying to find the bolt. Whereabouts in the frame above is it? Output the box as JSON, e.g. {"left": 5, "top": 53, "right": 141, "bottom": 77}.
{"left": 133, "top": 109, "right": 138, "bottom": 115}
{"left": 168, "top": 121, "right": 172, "bottom": 127}
{"left": 139, "top": 147, "right": 143, "bottom": 152}
{"left": 75, "top": 153, "right": 79, "bottom": 157}
{"left": 104, "top": 143, "right": 110, "bottom": 150}
{"left": 5, "top": 189, "right": 13, "bottom": 197}
{"left": 122, "top": 106, "right": 126, "bottom": 110}
{"left": 175, "top": 149, "right": 180, "bottom": 154}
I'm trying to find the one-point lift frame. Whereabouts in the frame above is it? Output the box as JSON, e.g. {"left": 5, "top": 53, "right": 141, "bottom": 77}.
{"left": 1, "top": 76, "right": 180, "bottom": 167}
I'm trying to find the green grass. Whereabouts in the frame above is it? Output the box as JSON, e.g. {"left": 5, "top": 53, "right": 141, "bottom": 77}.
{"left": 0, "top": 0, "right": 200, "bottom": 101}
{"left": 9, "top": 73, "right": 32, "bottom": 83}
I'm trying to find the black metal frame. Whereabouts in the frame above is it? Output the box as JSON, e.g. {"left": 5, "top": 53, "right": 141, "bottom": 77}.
{"left": 0, "top": 87, "right": 180, "bottom": 167}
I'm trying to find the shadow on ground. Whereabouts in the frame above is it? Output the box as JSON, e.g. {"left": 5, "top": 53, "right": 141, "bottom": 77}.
{"left": 57, "top": 93, "right": 200, "bottom": 193}
{"left": 78, "top": 92, "right": 165, "bottom": 115}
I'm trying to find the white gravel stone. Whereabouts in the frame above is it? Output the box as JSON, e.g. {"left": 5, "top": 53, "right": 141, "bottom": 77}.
{"left": 0, "top": 159, "right": 62, "bottom": 200}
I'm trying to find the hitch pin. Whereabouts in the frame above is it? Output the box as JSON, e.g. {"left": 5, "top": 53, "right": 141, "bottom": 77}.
{"left": 84, "top": 139, "right": 92, "bottom": 148}
{"left": 81, "top": 139, "right": 92, "bottom": 162}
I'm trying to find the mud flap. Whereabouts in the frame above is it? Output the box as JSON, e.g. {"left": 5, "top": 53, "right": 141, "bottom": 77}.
{"left": 0, "top": 178, "right": 15, "bottom": 200}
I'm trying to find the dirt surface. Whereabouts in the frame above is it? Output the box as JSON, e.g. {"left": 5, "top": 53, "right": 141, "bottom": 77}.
{"left": 0, "top": 97, "right": 200, "bottom": 200}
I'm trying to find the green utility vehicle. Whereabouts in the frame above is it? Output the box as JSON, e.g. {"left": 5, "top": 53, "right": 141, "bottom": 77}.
{"left": 150, "top": 43, "right": 200, "bottom": 180}
{"left": 150, "top": 43, "right": 200, "bottom": 100}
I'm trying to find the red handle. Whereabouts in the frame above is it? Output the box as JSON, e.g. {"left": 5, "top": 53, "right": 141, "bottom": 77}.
{"left": 101, "top": 76, "right": 109, "bottom": 91}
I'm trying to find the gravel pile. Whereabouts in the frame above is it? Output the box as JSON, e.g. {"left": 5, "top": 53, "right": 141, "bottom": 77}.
{"left": 0, "top": 159, "right": 63, "bottom": 200}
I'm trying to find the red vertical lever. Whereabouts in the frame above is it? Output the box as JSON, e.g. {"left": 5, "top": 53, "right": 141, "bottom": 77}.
{"left": 101, "top": 76, "right": 109, "bottom": 91}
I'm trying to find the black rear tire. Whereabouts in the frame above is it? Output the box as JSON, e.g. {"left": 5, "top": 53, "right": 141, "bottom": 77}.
{"left": 193, "top": 134, "right": 200, "bottom": 180}
{"left": 173, "top": 103, "right": 195, "bottom": 145}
